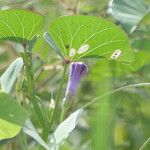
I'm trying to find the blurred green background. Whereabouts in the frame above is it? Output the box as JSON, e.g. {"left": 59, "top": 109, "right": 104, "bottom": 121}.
{"left": 0, "top": 0, "right": 150, "bottom": 150}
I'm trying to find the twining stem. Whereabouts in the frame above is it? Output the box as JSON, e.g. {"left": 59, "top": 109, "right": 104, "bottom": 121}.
{"left": 49, "top": 64, "right": 67, "bottom": 131}
{"left": 23, "top": 46, "right": 49, "bottom": 138}
{"left": 139, "top": 138, "right": 150, "bottom": 150}
{"left": 82, "top": 83, "right": 150, "bottom": 109}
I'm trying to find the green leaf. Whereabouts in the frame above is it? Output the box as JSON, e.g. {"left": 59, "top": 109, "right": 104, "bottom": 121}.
{"left": 0, "top": 92, "right": 29, "bottom": 140}
{"left": 28, "top": 35, "right": 39, "bottom": 52}
{"left": 50, "top": 109, "right": 83, "bottom": 145}
{"left": 43, "top": 32, "right": 64, "bottom": 58}
{"left": 0, "top": 57, "right": 23, "bottom": 93}
{"left": 0, "top": 92, "right": 29, "bottom": 126}
{"left": 131, "top": 13, "right": 150, "bottom": 51}
{"left": 0, "top": 119, "right": 21, "bottom": 140}
{"left": 132, "top": 39, "right": 150, "bottom": 51}
{"left": 0, "top": 9, "right": 45, "bottom": 44}
{"left": 49, "top": 15, "right": 133, "bottom": 63}
{"left": 23, "top": 120, "right": 49, "bottom": 150}
{"left": 108, "top": 0, "right": 150, "bottom": 32}
{"left": 89, "top": 51, "right": 150, "bottom": 82}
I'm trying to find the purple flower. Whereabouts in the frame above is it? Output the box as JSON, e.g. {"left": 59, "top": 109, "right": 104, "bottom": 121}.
{"left": 65, "top": 62, "right": 88, "bottom": 100}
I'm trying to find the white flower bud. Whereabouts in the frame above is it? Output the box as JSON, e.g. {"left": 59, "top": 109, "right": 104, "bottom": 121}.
{"left": 49, "top": 98, "right": 55, "bottom": 109}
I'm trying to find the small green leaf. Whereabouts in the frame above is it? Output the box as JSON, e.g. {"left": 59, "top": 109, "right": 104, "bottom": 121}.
{"left": 0, "top": 57, "right": 23, "bottom": 93}
{"left": 49, "top": 15, "right": 133, "bottom": 63}
{"left": 43, "top": 32, "right": 64, "bottom": 58}
{"left": 108, "top": 0, "right": 149, "bottom": 32}
{"left": 0, "top": 119, "right": 21, "bottom": 140}
{"left": 50, "top": 109, "right": 83, "bottom": 145}
{"left": 0, "top": 9, "right": 45, "bottom": 44}
{"left": 0, "top": 92, "right": 29, "bottom": 126}
{"left": 23, "top": 120, "right": 49, "bottom": 150}
{"left": 28, "top": 35, "right": 39, "bottom": 52}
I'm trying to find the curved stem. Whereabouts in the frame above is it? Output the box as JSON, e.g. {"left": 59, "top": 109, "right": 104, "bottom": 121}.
{"left": 139, "top": 138, "right": 150, "bottom": 150}
{"left": 82, "top": 82, "right": 150, "bottom": 109}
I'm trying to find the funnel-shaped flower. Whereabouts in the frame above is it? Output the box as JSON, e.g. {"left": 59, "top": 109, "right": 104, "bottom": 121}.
{"left": 65, "top": 62, "right": 88, "bottom": 100}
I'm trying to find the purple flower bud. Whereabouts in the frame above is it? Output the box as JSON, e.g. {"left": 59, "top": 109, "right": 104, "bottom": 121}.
{"left": 65, "top": 62, "right": 88, "bottom": 100}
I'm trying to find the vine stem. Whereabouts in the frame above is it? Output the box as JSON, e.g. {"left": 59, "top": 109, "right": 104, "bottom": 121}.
{"left": 49, "top": 64, "right": 67, "bottom": 131}
{"left": 23, "top": 47, "right": 49, "bottom": 139}
{"left": 82, "top": 82, "right": 150, "bottom": 109}
{"left": 139, "top": 138, "right": 150, "bottom": 150}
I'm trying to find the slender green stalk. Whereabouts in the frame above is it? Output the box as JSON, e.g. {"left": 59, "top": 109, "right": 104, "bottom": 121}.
{"left": 139, "top": 138, "right": 150, "bottom": 150}
{"left": 60, "top": 100, "right": 66, "bottom": 122}
{"left": 49, "top": 64, "right": 67, "bottom": 131}
{"left": 83, "top": 82, "right": 150, "bottom": 109}
{"left": 60, "top": 98, "right": 74, "bottom": 122}
{"left": 23, "top": 47, "right": 49, "bottom": 138}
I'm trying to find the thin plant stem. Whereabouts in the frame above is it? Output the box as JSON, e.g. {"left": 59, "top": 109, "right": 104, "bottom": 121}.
{"left": 82, "top": 83, "right": 150, "bottom": 109}
{"left": 60, "top": 100, "right": 66, "bottom": 122}
{"left": 22, "top": 46, "right": 49, "bottom": 139}
{"left": 139, "top": 138, "right": 150, "bottom": 150}
{"left": 49, "top": 64, "right": 67, "bottom": 131}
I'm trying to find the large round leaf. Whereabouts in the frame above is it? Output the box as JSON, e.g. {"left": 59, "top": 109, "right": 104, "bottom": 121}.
{"left": 49, "top": 15, "right": 133, "bottom": 63}
{"left": 0, "top": 9, "right": 45, "bottom": 44}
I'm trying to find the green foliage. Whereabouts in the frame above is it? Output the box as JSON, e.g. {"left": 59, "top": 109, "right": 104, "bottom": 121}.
{"left": 108, "top": 0, "right": 150, "bottom": 32}
{"left": 0, "top": 92, "right": 29, "bottom": 140}
{"left": 23, "top": 120, "right": 49, "bottom": 150}
{"left": 0, "top": 119, "right": 21, "bottom": 140}
{"left": 132, "top": 12, "right": 150, "bottom": 51}
{"left": 0, "top": 92, "right": 29, "bottom": 126}
{"left": 0, "top": 57, "right": 23, "bottom": 93}
{"left": 89, "top": 50, "right": 150, "bottom": 82}
{"left": 49, "top": 15, "right": 133, "bottom": 62}
{"left": 0, "top": 9, "right": 45, "bottom": 44}
{"left": 50, "top": 109, "right": 83, "bottom": 145}
{"left": 23, "top": 110, "right": 83, "bottom": 150}
{"left": 0, "top": 0, "right": 149, "bottom": 150}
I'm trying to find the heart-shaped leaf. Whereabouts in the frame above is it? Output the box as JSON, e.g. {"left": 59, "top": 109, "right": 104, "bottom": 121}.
{"left": 0, "top": 9, "right": 45, "bottom": 44}
{"left": 48, "top": 15, "right": 133, "bottom": 63}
